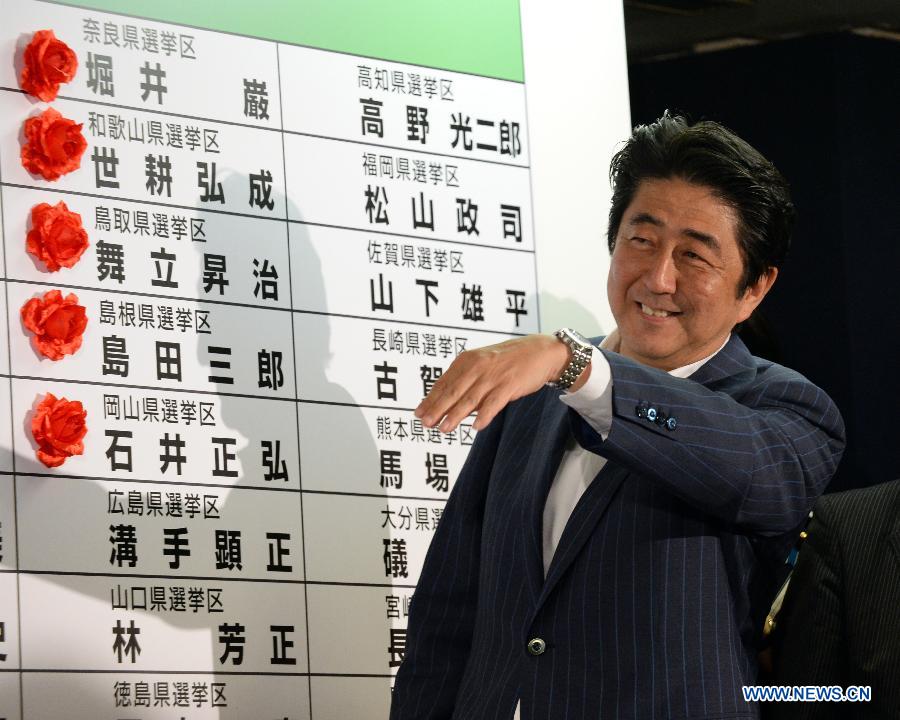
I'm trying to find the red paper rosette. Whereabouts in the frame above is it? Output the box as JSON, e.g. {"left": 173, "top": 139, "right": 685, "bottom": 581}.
{"left": 31, "top": 392, "right": 87, "bottom": 467}
{"left": 20, "top": 29, "right": 78, "bottom": 102}
{"left": 21, "top": 107, "right": 87, "bottom": 181}
{"left": 21, "top": 289, "right": 88, "bottom": 360}
{"left": 26, "top": 201, "right": 89, "bottom": 271}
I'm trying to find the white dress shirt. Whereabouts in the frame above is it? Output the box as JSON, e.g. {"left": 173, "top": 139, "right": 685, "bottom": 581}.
{"left": 513, "top": 330, "right": 727, "bottom": 720}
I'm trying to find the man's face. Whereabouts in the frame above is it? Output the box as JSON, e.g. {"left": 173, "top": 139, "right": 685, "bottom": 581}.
{"left": 607, "top": 177, "right": 776, "bottom": 371}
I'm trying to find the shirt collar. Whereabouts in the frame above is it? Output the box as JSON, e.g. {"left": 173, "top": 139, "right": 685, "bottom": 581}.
{"left": 599, "top": 329, "right": 730, "bottom": 379}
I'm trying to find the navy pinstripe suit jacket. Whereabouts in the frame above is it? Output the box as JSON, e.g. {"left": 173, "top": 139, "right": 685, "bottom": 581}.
{"left": 390, "top": 334, "right": 845, "bottom": 720}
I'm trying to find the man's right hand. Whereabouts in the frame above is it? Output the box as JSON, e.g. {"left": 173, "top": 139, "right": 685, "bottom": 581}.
{"left": 414, "top": 334, "right": 586, "bottom": 432}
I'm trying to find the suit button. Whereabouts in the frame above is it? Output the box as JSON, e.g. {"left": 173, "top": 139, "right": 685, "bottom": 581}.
{"left": 646, "top": 407, "right": 658, "bottom": 422}
{"left": 527, "top": 637, "right": 546, "bottom": 656}
{"left": 665, "top": 417, "right": 677, "bottom": 431}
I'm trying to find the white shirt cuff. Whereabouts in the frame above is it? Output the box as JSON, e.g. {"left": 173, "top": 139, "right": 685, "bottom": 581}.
{"left": 559, "top": 346, "right": 613, "bottom": 440}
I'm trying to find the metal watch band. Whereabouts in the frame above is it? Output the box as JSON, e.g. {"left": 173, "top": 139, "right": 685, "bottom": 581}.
{"left": 550, "top": 328, "right": 592, "bottom": 389}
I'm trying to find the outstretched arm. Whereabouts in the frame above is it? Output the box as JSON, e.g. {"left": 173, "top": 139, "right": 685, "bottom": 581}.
{"left": 572, "top": 350, "right": 845, "bottom": 534}
{"left": 416, "top": 333, "right": 844, "bottom": 535}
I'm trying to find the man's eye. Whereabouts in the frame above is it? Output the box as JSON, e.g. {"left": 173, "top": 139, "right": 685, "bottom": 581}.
{"left": 685, "top": 250, "right": 706, "bottom": 262}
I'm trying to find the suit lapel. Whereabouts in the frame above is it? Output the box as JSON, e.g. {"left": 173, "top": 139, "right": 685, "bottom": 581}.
{"left": 533, "top": 414, "right": 629, "bottom": 613}
{"left": 519, "top": 391, "right": 571, "bottom": 604}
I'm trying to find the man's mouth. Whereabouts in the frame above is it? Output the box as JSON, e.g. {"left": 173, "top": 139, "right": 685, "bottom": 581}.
{"left": 639, "top": 302, "right": 681, "bottom": 318}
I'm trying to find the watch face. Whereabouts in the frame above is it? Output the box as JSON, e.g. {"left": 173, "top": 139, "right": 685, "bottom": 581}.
{"left": 565, "top": 329, "right": 589, "bottom": 349}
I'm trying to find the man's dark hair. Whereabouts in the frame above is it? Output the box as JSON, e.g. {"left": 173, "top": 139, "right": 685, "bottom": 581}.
{"left": 607, "top": 111, "right": 795, "bottom": 295}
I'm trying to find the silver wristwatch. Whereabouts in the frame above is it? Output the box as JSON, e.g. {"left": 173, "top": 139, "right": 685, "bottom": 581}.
{"left": 549, "top": 328, "right": 592, "bottom": 389}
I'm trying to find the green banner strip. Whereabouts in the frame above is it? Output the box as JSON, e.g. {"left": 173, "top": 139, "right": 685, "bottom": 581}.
{"left": 50, "top": 0, "right": 525, "bottom": 81}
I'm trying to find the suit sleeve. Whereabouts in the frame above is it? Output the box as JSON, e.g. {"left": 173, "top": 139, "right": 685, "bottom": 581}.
{"left": 571, "top": 350, "right": 846, "bottom": 535}
{"left": 389, "top": 408, "right": 506, "bottom": 720}
{"left": 769, "top": 502, "right": 846, "bottom": 720}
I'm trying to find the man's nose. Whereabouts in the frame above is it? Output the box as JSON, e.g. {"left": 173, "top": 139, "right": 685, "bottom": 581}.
{"left": 643, "top": 251, "right": 677, "bottom": 294}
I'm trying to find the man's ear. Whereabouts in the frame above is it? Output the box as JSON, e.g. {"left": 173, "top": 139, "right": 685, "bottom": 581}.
{"left": 737, "top": 267, "right": 778, "bottom": 323}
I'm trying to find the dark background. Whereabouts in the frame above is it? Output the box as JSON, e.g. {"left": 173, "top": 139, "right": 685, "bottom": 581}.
{"left": 623, "top": 0, "right": 900, "bottom": 492}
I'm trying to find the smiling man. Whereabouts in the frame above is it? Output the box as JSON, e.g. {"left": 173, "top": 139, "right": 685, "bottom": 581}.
{"left": 609, "top": 177, "right": 772, "bottom": 371}
{"left": 390, "top": 113, "right": 846, "bottom": 720}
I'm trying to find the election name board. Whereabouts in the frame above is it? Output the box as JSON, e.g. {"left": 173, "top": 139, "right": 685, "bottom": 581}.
{"left": 0, "top": 0, "right": 537, "bottom": 717}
